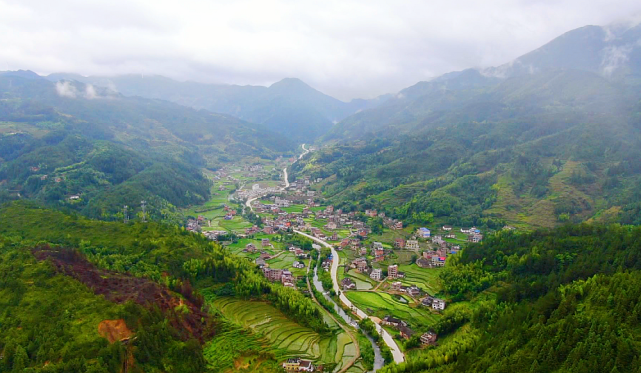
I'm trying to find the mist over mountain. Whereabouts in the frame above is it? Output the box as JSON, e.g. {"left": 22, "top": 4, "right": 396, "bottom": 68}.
{"left": 292, "top": 21, "right": 641, "bottom": 231}
{"left": 5, "top": 11, "right": 641, "bottom": 373}
{"left": 45, "top": 74, "right": 391, "bottom": 143}
{"left": 0, "top": 73, "right": 293, "bottom": 219}
{"left": 325, "top": 22, "right": 641, "bottom": 141}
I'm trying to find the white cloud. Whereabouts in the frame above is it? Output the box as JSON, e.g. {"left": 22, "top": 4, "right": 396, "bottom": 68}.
{"left": 1, "top": 0, "right": 641, "bottom": 100}
{"left": 601, "top": 44, "right": 633, "bottom": 76}
{"left": 84, "top": 84, "right": 97, "bottom": 99}
{"left": 55, "top": 81, "right": 77, "bottom": 98}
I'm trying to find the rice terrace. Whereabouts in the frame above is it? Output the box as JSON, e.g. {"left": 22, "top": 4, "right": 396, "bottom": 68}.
{"left": 210, "top": 297, "right": 362, "bottom": 372}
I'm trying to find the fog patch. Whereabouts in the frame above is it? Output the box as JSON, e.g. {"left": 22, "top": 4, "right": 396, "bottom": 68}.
{"left": 85, "top": 84, "right": 98, "bottom": 99}
{"left": 601, "top": 44, "right": 633, "bottom": 76}
{"left": 55, "top": 81, "right": 78, "bottom": 98}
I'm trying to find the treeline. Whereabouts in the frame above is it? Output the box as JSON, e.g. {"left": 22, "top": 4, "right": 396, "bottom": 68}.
{"left": 358, "top": 318, "right": 393, "bottom": 364}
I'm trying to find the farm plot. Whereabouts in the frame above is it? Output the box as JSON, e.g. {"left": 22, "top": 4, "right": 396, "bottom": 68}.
{"left": 339, "top": 269, "right": 375, "bottom": 290}
{"left": 397, "top": 264, "right": 443, "bottom": 295}
{"left": 219, "top": 216, "right": 253, "bottom": 232}
{"left": 345, "top": 291, "right": 439, "bottom": 329}
{"left": 267, "top": 253, "right": 307, "bottom": 277}
{"left": 212, "top": 297, "right": 356, "bottom": 368}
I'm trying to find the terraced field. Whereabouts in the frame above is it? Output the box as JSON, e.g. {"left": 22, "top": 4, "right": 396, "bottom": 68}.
{"left": 212, "top": 297, "right": 357, "bottom": 370}
{"left": 345, "top": 291, "right": 439, "bottom": 329}
{"left": 397, "top": 264, "right": 443, "bottom": 295}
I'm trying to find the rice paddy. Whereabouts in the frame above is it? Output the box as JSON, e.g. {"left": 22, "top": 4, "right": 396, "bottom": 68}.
{"left": 211, "top": 297, "right": 357, "bottom": 370}
{"left": 397, "top": 264, "right": 443, "bottom": 295}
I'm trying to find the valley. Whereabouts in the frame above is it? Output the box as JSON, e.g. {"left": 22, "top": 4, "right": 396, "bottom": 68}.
{"left": 2, "top": 11, "right": 641, "bottom": 373}
{"left": 178, "top": 143, "right": 475, "bottom": 372}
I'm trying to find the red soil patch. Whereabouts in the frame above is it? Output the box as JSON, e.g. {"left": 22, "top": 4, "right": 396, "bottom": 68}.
{"left": 33, "top": 245, "right": 213, "bottom": 342}
{"left": 98, "top": 319, "right": 133, "bottom": 343}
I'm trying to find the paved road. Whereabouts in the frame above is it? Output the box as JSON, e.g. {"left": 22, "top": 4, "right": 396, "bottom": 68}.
{"left": 293, "top": 230, "right": 405, "bottom": 364}
{"left": 247, "top": 143, "right": 308, "bottom": 213}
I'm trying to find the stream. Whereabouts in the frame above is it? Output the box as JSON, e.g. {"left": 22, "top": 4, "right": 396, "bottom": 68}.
{"left": 312, "top": 265, "right": 385, "bottom": 372}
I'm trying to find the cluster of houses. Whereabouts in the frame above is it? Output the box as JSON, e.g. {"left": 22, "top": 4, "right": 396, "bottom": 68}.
{"left": 364, "top": 209, "right": 404, "bottom": 230}
{"left": 262, "top": 267, "right": 296, "bottom": 288}
{"left": 203, "top": 230, "right": 228, "bottom": 240}
{"left": 381, "top": 316, "right": 439, "bottom": 346}
{"left": 282, "top": 358, "right": 315, "bottom": 372}
{"left": 250, "top": 243, "right": 309, "bottom": 287}
{"left": 421, "top": 295, "right": 446, "bottom": 311}
{"left": 390, "top": 282, "right": 421, "bottom": 297}
{"left": 236, "top": 184, "right": 284, "bottom": 203}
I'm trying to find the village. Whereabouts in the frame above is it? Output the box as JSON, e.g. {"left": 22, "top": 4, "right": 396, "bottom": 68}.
{"left": 181, "top": 151, "right": 491, "bottom": 366}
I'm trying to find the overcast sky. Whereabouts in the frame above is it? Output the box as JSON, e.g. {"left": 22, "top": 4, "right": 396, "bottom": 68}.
{"left": 1, "top": 0, "right": 640, "bottom": 100}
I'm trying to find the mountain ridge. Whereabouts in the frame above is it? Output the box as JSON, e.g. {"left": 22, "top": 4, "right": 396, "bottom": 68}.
{"left": 43, "top": 73, "right": 391, "bottom": 142}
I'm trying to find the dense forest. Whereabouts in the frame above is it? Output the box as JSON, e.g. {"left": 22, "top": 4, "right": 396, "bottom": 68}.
{"left": 0, "top": 202, "right": 328, "bottom": 372}
{"left": 376, "top": 224, "right": 641, "bottom": 373}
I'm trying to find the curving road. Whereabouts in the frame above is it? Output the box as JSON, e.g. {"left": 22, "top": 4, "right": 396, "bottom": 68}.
{"left": 293, "top": 230, "right": 405, "bottom": 364}
{"left": 247, "top": 144, "right": 309, "bottom": 213}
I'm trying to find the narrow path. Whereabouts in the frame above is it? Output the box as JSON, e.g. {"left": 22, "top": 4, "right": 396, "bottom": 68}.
{"left": 306, "top": 257, "right": 360, "bottom": 373}
{"left": 373, "top": 278, "right": 387, "bottom": 291}
{"left": 294, "top": 230, "right": 405, "bottom": 364}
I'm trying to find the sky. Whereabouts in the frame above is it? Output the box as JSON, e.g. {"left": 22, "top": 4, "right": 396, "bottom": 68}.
{"left": 1, "top": 0, "right": 641, "bottom": 100}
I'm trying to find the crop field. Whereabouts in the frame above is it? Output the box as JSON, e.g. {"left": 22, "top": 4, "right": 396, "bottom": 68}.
{"left": 266, "top": 252, "right": 307, "bottom": 277}
{"left": 219, "top": 215, "right": 253, "bottom": 232}
{"left": 345, "top": 291, "right": 439, "bottom": 329}
{"left": 212, "top": 297, "right": 356, "bottom": 369}
{"left": 227, "top": 235, "right": 286, "bottom": 250}
{"left": 397, "top": 264, "right": 443, "bottom": 294}
{"left": 281, "top": 204, "right": 307, "bottom": 213}
{"left": 340, "top": 269, "right": 375, "bottom": 290}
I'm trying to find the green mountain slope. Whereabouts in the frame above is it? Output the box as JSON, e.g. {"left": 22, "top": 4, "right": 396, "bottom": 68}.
{"left": 0, "top": 75, "right": 294, "bottom": 220}
{"left": 293, "top": 69, "right": 641, "bottom": 228}
{"left": 0, "top": 202, "right": 329, "bottom": 373}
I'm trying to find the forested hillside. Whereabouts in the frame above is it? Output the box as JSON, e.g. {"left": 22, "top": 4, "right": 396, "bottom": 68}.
{"left": 0, "top": 202, "right": 327, "bottom": 373}
{"left": 0, "top": 74, "right": 294, "bottom": 220}
{"left": 294, "top": 68, "right": 641, "bottom": 229}
{"left": 377, "top": 224, "right": 641, "bottom": 373}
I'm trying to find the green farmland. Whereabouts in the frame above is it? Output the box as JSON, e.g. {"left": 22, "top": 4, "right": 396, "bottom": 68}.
{"left": 345, "top": 291, "right": 439, "bottom": 329}
{"left": 211, "top": 297, "right": 359, "bottom": 371}
{"left": 397, "top": 264, "right": 443, "bottom": 295}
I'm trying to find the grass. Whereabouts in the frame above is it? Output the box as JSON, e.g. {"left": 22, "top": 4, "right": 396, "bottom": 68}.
{"left": 345, "top": 291, "right": 439, "bottom": 329}
{"left": 219, "top": 216, "right": 253, "bottom": 232}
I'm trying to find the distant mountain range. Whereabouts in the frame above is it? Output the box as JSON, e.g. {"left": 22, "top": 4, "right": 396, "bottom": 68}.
{"left": 44, "top": 74, "right": 392, "bottom": 143}
{"left": 0, "top": 73, "right": 294, "bottom": 220}
{"left": 325, "top": 22, "right": 641, "bottom": 141}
